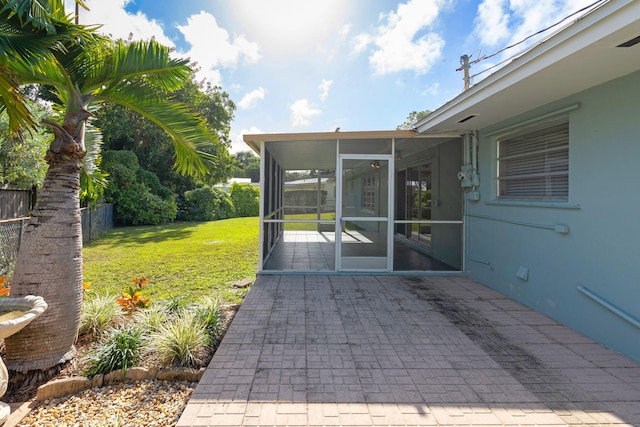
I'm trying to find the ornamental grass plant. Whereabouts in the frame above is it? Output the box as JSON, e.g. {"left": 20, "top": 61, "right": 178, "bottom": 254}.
{"left": 79, "top": 294, "right": 123, "bottom": 337}
{"left": 148, "top": 312, "right": 209, "bottom": 368}
{"left": 85, "top": 326, "right": 143, "bottom": 378}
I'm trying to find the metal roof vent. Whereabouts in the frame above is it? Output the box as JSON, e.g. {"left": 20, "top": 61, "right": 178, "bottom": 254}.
{"left": 458, "top": 114, "right": 477, "bottom": 124}
{"left": 617, "top": 35, "right": 640, "bottom": 48}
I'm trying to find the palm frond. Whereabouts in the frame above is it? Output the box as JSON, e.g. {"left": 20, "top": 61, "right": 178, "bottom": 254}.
{"left": 0, "top": 64, "right": 34, "bottom": 133}
{"left": 83, "top": 121, "right": 102, "bottom": 174}
{"left": 100, "top": 88, "right": 215, "bottom": 177}
{"left": 0, "top": 0, "right": 102, "bottom": 132}
{"left": 80, "top": 122, "right": 108, "bottom": 205}
{"left": 78, "top": 40, "right": 192, "bottom": 96}
{"left": 3, "top": 50, "right": 67, "bottom": 89}
{"left": 0, "top": 0, "right": 66, "bottom": 34}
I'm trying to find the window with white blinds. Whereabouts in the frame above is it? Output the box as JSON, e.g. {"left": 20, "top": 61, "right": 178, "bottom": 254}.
{"left": 497, "top": 118, "right": 569, "bottom": 201}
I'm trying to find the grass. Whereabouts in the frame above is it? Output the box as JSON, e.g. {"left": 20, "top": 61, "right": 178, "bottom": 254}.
{"left": 282, "top": 212, "right": 335, "bottom": 231}
{"left": 83, "top": 217, "right": 259, "bottom": 304}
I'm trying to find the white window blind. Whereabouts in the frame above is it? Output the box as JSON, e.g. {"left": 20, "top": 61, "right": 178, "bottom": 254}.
{"left": 497, "top": 119, "right": 569, "bottom": 201}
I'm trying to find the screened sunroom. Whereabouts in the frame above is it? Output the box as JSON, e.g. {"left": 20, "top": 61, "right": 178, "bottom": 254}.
{"left": 243, "top": 130, "right": 467, "bottom": 274}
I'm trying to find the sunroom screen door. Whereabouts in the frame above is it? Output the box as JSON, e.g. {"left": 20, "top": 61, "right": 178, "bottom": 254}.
{"left": 337, "top": 156, "right": 393, "bottom": 271}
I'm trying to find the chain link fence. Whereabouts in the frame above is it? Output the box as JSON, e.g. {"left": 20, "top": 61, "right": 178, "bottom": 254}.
{"left": 0, "top": 217, "right": 29, "bottom": 276}
{"left": 0, "top": 204, "right": 114, "bottom": 277}
{"left": 81, "top": 203, "right": 114, "bottom": 246}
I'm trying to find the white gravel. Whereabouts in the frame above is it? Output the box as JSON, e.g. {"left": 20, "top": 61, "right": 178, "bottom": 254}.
{"left": 17, "top": 380, "right": 195, "bottom": 426}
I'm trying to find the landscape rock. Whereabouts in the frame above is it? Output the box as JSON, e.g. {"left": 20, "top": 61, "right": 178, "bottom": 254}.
{"left": 232, "top": 278, "right": 253, "bottom": 289}
{"left": 125, "top": 367, "right": 156, "bottom": 381}
{"left": 35, "top": 377, "right": 92, "bottom": 401}
{"left": 156, "top": 367, "right": 203, "bottom": 382}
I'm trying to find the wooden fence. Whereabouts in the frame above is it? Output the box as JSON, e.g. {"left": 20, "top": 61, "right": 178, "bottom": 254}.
{"left": 0, "top": 187, "right": 34, "bottom": 220}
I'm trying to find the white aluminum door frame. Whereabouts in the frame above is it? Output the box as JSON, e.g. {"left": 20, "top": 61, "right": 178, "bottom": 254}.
{"left": 336, "top": 153, "right": 394, "bottom": 272}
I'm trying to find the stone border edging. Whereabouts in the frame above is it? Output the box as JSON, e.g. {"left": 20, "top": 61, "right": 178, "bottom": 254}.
{"left": 35, "top": 366, "right": 205, "bottom": 401}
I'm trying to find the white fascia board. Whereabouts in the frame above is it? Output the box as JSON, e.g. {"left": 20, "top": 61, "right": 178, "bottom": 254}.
{"left": 414, "top": 0, "right": 639, "bottom": 133}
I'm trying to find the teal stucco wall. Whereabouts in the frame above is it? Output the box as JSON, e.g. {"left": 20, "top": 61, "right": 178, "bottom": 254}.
{"left": 465, "top": 69, "right": 640, "bottom": 362}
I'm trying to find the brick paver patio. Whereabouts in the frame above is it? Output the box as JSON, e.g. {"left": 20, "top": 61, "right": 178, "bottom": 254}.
{"left": 178, "top": 275, "right": 640, "bottom": 426}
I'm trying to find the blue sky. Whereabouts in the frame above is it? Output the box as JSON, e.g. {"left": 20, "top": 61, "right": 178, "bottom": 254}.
{"left": 68, "top": 0, "right": 596, "bottom": 152}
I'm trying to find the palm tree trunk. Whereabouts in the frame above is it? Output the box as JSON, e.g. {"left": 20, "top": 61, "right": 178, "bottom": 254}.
{"left": 4, "top": 121, "right": 85, "bottom": 374}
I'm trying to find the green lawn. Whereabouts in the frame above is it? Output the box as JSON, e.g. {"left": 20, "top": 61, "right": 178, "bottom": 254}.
{"left": 283, "top": 212, "right": 335, "bottom": 231}
{"left": 83, "top": 217, "right": 259, "bottom": 304}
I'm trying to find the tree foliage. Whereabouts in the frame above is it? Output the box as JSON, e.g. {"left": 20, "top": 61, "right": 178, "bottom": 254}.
{"left": 93, "top": 77, "right": 236, "bottom": 198}
{"left": 397, "top": 110, "right": 432, "bottom": 130}
{"left": 0, "top": 102, "right": 50, "bottom": 188}
{"left": 101, "top": 150, "right": 177, "bottom": 225}
{"left": 230, "top": 151, "right": 260, "bottom": 183}
{"left": 229, "top": 182, "right": 259, "bottom": 217}
{"left": 179, "top": 186, "right": 234, "bottom": 222}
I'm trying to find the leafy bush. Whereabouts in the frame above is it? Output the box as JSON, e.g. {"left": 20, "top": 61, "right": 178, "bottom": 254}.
{"left": 229, "top": 183, "right": 259, "bottom": 217}
{"left": 80, "top": 294, "right": 122, "bottom": 337}
{"left": 137, "top": 168, "right": 173, "bottom": 200}
{"left": 284, "top": 189, "right": 327, "bottom": 214}
{"left": 116, "top": 276, "right": 151, "bottom": 315}
{"left": 149, "top": 312, "right": 209, "bottom": 367}
{"left": 179, "top": 186, "right": 234, "bottom": 221}
{"left": 101, "top": 150, "right": 177, "bottom": 225}
{"left": 85, "top": 326, "right": 143, "bottom": 378}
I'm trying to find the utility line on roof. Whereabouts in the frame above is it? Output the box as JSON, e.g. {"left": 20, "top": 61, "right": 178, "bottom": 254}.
{"left": 457, "top": 0, "right": 607, "bottom": 88}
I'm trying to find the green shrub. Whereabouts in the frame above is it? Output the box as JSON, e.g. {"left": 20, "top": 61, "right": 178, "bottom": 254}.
{"left": 149, "top": 313, "right": 208, "bottom": 367}
{"left": 101, "top": 150, "right": 139, "bottom": 171}
{"left": 229, "top": 183, "right": 259, "bottom": 217}
{"left": 80, "top": 294, "right": 122, "bottom": 337}
{"left": 179, "top": 186, "right": 234, "bottom": 221}
{"left": 284, "top": 189, "right": 327, "bottom": 214}
{"left": 101, "top": 150, "right": 177, "bottom": 225}
{"left": 137, "top": 168, "right": 173, "bottom": 200}
{"left": 84, "top": 325, "right": 143, "bottom": 378}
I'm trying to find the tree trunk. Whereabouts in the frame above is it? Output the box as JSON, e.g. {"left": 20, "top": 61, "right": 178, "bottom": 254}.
{"left": 4, "top": 114, "right": 86, "bottom": 374}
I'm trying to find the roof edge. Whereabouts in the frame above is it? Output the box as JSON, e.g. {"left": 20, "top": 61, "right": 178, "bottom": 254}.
{"left": 414, "top": 0, "right": 635, "bottom": 133}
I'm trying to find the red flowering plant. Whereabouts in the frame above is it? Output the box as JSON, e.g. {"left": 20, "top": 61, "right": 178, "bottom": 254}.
{"left": 0, "top": 276, "right": 10, "bottom": 297}
{"left": 116, "top": 276, "right": 151, "bottom": 315}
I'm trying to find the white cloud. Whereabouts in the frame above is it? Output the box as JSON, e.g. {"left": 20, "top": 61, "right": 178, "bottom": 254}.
{"left": 319, "top": 80, "right": 333, "bottom": 102}
{"left": 290, "top": 99, "right": 322, "bottom": 127}
{"left": 67, "top": 0, "right": 174, "bottom": 46}
{"left": 473, "top": 0, "right": 510, "bottom": 46}
{"left": 232, "top": 126, "right": 263, "bottom": 153}
{"left": 67, "top": 3, "right": 262, "bottom": 87}
{"left": 238, "top": 87, "right": 266, "bottom": 110}
{"left": 177, "top": 11, "right": 260, "bottom": 85}
{"left": 228, "top": 0, "right": 349, "bottom": 56}
{"left": 472, "top": 0, "right": 598, "bottom": 52}
{"left": 355, "top": 0, "right": 447, "bottom": 75}
{"left": 339, "top": 24, "right": 352, "bottom": 39}
{"left": 421, "top": 82, "right": 440, "bottom": 96}
{"left": 352, "top": 33, "right": 372, "bottom": 54}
